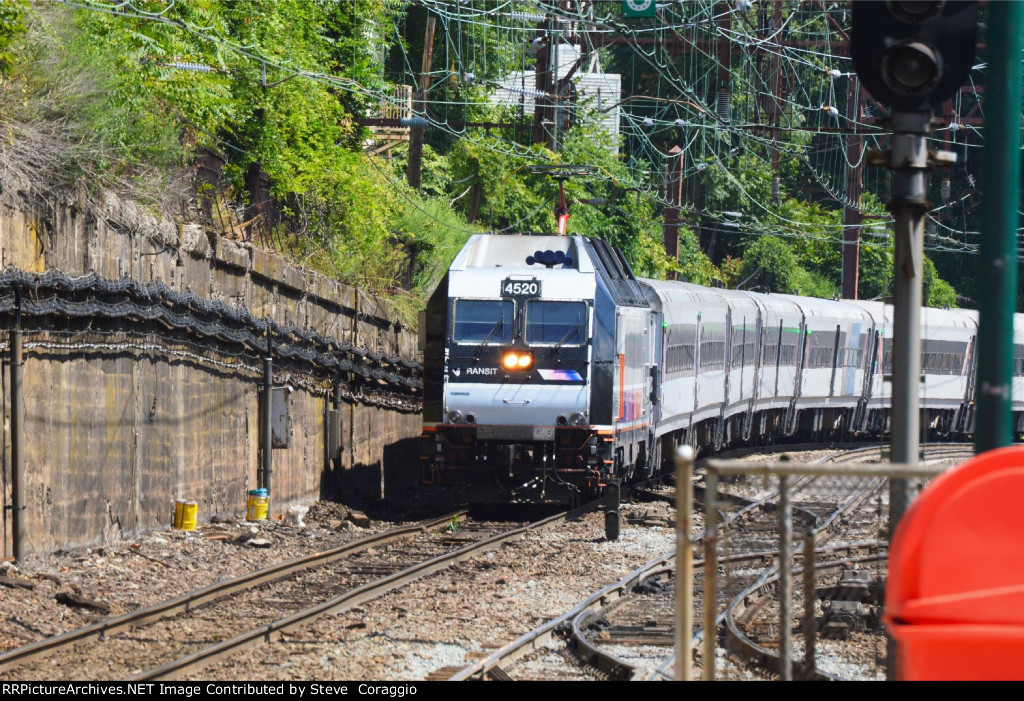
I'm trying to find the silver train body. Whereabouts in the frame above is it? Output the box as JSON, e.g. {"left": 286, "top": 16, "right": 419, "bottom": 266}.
{"left": 420, "top": 233, "right": 999, "bottom": 504}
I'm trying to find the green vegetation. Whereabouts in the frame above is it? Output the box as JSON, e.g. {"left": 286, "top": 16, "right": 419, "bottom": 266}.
{"left": 0, "top": 0, "right": 26, "bottom": 74}
{"left": 0, "top": 2, "right": 960, "bottom": 322}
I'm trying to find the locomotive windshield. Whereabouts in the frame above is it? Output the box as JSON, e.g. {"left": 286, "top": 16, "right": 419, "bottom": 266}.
{"left": 452, "top": 299, "right": 514, "bottom": 344}
{"left": 526, "top": 300, "right": 587, "bottom": 344}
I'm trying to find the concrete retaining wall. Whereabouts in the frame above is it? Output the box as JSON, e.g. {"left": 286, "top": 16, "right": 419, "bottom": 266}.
{"left": 0, "top": 184, "right": 422, "bottom": 557}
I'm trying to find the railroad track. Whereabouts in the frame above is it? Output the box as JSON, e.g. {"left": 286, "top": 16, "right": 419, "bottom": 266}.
{"left": 447, "top": 446, "right": 840, "bottom": 680}
{"left": 452, "top": 443, "right": 972, "bottom": 681}
{"left": 1, "top": 466, "right": 673, "bottom": 682}
{"left": 131, "top": 512, "right": 571, "bottom": 682}
{"left": 723, "top": 549, "right": 888, "bottom": 681}
{"left": 448, "top": 541, "right": 885, "bottom": 681}
{"left": 0, "top": 511, "right": 495, "bottom": 680}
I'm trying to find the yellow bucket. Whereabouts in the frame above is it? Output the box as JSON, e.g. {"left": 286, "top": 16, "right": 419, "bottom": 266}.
{"left": 247, "top": 490, "right": 269, "bottom": 521}
{"left": 173, "top": 499, "right": 198, "bottom": 530}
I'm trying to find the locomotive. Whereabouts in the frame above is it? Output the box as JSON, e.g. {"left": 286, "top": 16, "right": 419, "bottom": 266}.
{"left": 419, "top": 233, "right": 991, "bottom": 538}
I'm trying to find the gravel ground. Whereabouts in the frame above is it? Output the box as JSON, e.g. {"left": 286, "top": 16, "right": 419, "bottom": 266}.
{"left": 0, "top": 502, "right": 395, "bottom": 655}
{"left": 188, "top": 501, "right": 676, "bottom": 681}
{"left": 0, "top": 498, "right": 676, "bottom": 681}
{"left": 0, "top": 444, "right": 924, "bottom": 682}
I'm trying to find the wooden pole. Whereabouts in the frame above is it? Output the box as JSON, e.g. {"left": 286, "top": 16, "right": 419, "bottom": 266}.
{"left": 407, "top": 15, "right": 436, "bottom": 189}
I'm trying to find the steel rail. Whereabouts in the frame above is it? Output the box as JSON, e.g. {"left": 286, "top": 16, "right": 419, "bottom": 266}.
{"left": 131, "top": 508, "right": 579, "bottom": 681}
{"left": 450, "top": 552, "right": 676, "bottom": 681}
{"left": 0, "top": 511, "right": 465, "bottom": 673}
{"left": 708, "top": 477, "right": 888, "bottom": 679}
{"left": 569, "top": 566, "right": 674, "bottom": 681}
{"left": 453, "top": 541, "right": 885, "bottom": 682}
{"left": 724, "top": 552, "right": 889, "bottom": 681}
{"left": 651, "top": 447, "right": 918, "bottom": 680}
{"left": 646, "top": 542, "right": 885, "bottom": 681}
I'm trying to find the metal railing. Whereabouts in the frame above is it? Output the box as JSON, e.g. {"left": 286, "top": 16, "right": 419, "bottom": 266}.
{"left": 674, "top": 450, "right": 953, "bottom": 681}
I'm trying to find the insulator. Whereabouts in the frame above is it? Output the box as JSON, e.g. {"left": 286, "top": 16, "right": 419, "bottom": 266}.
{"left": 926, "top": 219, "right": 937, "bottom": 244}
{"left": 510, "top": 11, "right": 546, "bottom": 22}
{"left": 941, "top": 178, "right": 951, "bottom": 202}
{"left": 771, "top": 176, "right": 781, "bottom": 203}
{"left": 716, "top": 89, "right": 731, "bottom": 121}
{"left": 168, "top": 61, "right": 211, "bottom": 73}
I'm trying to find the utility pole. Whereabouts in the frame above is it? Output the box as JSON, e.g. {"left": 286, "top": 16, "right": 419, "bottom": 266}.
{"left": 9, "top": 288, "right": 23, "bottom": 562}
{"left": 975, "top": 2, "right": 1023, "bottom": 453}
{"left": 767, "top": 0, "right": 784, "bottom": 206}
{"left": 407, "top": 15, "right": 436, "bottom": 189}
{"left": 532, "top": 19, "right": 551, "bottom": 146}
{"left": 842, "top": 79, "right": 864, "bottom": 299}
{"left": 715, "top": 10, "right": 731, "bottom": 121}
{"left": 875, "top": 109, "right": 941, "bottom": 534}
{"left": 663, "top": 146, "right": 683, "bottom": 279}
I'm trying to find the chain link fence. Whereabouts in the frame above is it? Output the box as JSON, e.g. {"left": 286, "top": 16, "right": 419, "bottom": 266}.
{"left": 673, "top": 451, "right": 953, "bottom": 681}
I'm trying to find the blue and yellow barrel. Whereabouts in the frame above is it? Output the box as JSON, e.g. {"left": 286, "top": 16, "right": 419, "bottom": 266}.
{"left": 247, "top": 488, "right": 269, "bottom": 521}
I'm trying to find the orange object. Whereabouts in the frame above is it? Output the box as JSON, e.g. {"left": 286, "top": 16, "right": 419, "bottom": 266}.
{"left": 885, "top": 445, "right": 1024, "bottom": 680}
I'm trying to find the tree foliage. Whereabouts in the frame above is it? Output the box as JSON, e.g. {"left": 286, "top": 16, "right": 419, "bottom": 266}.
{"left": 0, "top": 0, "right": 26, "bottom": 74}
{"left": 0, "top": 2, "right": 963, "bottom": 320}
{"left": 738, "top": 236, "right": 800, "bottom": 294}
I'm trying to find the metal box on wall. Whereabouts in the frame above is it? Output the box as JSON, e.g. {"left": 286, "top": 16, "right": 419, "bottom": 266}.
{"left": 327, "top": 408, "right": 342, "bottom": 461}
{"left": 271, "top": 387, "right": 291, "bottom": 448}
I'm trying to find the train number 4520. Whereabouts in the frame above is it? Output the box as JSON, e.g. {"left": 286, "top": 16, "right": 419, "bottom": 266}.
{"left": 501, "top": 279, "right": 541, "bottom": 297}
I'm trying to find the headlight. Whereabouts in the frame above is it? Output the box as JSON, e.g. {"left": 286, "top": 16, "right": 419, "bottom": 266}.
{"left": 502, "top": 352, "right": 533, "bottom": 370}
{"left": 570, "top": 412, "right": 587, "bottom": 426}
{"left": 447, "top": 410, "right": 463, "bottom": 424}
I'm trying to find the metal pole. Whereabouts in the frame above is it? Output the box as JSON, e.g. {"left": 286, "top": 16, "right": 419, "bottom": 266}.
{"left": 675, "top": 445, "right": 695, "bottom": 681}
{"left": 10, "top": 316, "right": 24, "bottom": 562}
{"left": 976, "top": 1, "right": 1024, "bottom": 454}
{"left": 887, "top": 110, "right": 931, "bottom": 539}
{"left": 778, "top": 475, "right": 792, "bottom": 681}
{"left": 702, "top": 469, "right": 718, "bottom": 681}
{"left": 802, "top": 530, "right": 816, "bottom": 679}
{"left": 883, "top": 109, "right": 934, "bottom": 680}
{"left": 842, "top": 79, "right": 863, "bottom": 300}
{"left": 262, "top": 334, "right": 273, "bottom": 498}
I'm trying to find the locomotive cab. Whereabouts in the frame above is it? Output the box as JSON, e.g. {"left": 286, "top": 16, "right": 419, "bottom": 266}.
{"left": 421, "top": 235, "right": 606, "bottom": 504}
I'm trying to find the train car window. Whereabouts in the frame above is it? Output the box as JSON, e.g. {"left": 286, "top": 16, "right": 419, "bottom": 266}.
{"left": 780, "top": 328, "right": 801, "bottom": 366}
{"left": 882, "top": 339, "right": 893, "bottom": 373}
{"left": 1013, "top": 344, "right": 1024, "bottom": 376}
{"left": 664, "top": 323, "right": 697, "bottom": 379}
{"left": 700, "top": 326, "right": 726, "bottom": 371}
{"left": 780, "top": 343, "right": 796, "bottom": 365}
{"left": 920, "top": 340, "right": 970, "bottom": 375}
{"left": 452, "top": 300, "right": 514, "bottom": 344}
{"left": 525, "top": 301, "right": 587, "bottom": 344}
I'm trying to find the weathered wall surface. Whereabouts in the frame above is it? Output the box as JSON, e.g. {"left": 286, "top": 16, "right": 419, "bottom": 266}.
{"left": 0, "top": 184, "right": 422, "bottom": 556}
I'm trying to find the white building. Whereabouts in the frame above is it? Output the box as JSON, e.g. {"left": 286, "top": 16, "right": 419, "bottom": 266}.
{"left": 490, "top": 42, "right": 622, "bottom": 152}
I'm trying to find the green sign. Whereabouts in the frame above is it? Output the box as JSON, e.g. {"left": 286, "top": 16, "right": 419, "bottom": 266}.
{"left": 622, "top": 0, "right": 657, "bottom": 18}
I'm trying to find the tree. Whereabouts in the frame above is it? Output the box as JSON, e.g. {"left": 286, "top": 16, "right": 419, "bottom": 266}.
{"left": 737, "top": 236, "right": 800, "bottom": 294}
